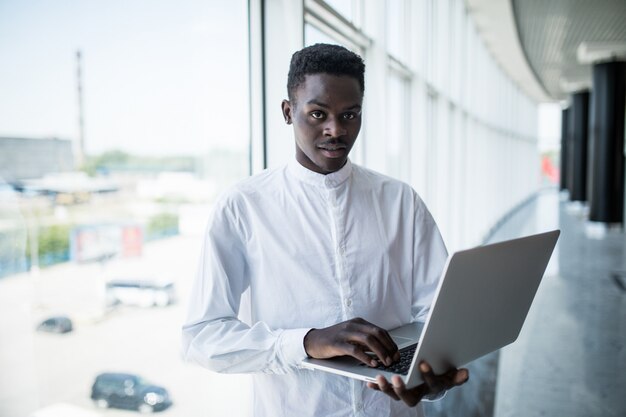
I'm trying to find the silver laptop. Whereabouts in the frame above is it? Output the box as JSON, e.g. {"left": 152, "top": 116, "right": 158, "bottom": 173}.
{"left": 301, "top": 230, "right": 560, "bottom": 388}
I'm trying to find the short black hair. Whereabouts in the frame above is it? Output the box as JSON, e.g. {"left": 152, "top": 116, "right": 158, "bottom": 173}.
{"left": 287, "top": 43, "right": 365, "bottom": 102}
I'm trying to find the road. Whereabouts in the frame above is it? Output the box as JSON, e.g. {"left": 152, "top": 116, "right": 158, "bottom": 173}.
{"left": 0, "top": 234, "right": 251, "bottom": 417}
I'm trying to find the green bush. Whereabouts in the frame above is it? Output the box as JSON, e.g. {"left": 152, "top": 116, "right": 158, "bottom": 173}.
{"left": 147, "top": 213, "right": 179, "bottom": 240}
{"left": 25, "top": 224, "right": 71, "bottom": 267}
{"left": 83, "top": 150, "right": 196, "bottom": 175}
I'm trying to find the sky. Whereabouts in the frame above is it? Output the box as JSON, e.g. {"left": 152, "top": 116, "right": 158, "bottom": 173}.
{"left": 0, "top": 0, "right": 249, "bottom": 156}
{"left": 0, "top": 0, "right": 563, "bottom": 158}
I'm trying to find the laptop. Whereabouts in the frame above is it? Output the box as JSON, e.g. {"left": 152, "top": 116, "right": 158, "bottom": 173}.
{"left": 301, "top": 229, "right": 560, "bottom": 388}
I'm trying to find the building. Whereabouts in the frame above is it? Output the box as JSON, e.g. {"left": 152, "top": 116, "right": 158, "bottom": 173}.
{"left": 0, "top": 137, "right": 74, "bottom": 182}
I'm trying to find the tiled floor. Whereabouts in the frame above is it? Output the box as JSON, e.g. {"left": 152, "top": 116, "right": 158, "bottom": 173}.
{"left": 425, "top": 188, "right": 626, "bottom": 417}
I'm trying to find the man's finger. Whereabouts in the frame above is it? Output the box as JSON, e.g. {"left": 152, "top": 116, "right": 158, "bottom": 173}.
{"left": 339, "top": 342, "right": 378, "bottom": 367}
{"left": 347, "top": 332, "right": 395, "bottom": 366}
{"left": 375, "top": 375, "right": 400, "bottom": 401}
{"left": 364, "top": 323, "right": 398, "bottom": 353}
{"left": 451, "top": 368, "right": 470, "bottom": 386}
{"left": 419, "top": 361, "right": 454, "bottom": 400}
{"left": 420, "top": 362, "right": 469, "bottom": 394}
{"left": 349, "top": 319, "right": 398, "bottom": 351}
{"left": 367, "top": 381, "right": 380, "bottom": 391}
{"left": 419, "top": 362, "right": 439, "bottom": 387}
{"left": 346, "top": 321, "right": 398, "bottom": 361}
{"left": 390, "top": 375, "right": 421, "bottom": 407}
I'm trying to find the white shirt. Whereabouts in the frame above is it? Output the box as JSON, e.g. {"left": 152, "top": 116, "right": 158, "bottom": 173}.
{"left": 182, "top": 159, "right": 448, "bottom": 417}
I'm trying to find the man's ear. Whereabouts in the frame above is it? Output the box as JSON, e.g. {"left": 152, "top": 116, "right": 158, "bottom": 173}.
{"left": 281, "top": 99, "right": 293, "bottom": 125}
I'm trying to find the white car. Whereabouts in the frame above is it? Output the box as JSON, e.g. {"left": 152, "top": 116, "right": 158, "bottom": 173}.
{"left": 106, "top": 279, "right": 175, "bottom": 308}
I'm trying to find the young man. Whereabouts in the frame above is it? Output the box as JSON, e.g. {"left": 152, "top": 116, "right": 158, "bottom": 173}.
{"left": 182, "top": 43, "right": 468, "bottom": 417}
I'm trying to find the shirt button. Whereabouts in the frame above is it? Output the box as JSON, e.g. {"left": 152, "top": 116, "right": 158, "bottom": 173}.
{"left": 345, "top": 298, "right": 352, "bottom": 307}
{"left": 325, "top": 178, "right": 332, "bottom": 187}
{"left": 338, "top": 246, "right": 345, "bottom": 255}
{"left": 355, "top": 403, "right": 363, "bottom": 411}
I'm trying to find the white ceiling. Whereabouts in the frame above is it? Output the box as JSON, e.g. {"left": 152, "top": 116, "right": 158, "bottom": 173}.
{"left": 466, "top": 0, "right": 626, "bottom": 103}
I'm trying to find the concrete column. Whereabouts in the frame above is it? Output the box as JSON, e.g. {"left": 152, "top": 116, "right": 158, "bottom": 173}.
{"left": 568, "top": 91, "right": 590, "bottom": 202}
{"left": 560, "top": 107, "right": 570, "bottom": 191}
{"left": 588, "top": 61, "right": 626, "bottom": 223}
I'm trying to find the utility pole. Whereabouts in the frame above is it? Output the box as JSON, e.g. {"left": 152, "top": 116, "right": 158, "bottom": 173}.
{"left": 76, "top": 50, "right": 85, "bottom": 168}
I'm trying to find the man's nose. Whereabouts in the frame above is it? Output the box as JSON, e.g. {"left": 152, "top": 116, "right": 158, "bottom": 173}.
{"left": 323, "top": 117, "right": 347, "bottom": 137}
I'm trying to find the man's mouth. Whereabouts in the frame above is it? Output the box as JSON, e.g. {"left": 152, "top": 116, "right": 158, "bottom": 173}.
{"left": 317, "top": 141, "right": 347, "bottom": 151}
{"left": 317, "top": 142, "right": 347, "bottom": 158}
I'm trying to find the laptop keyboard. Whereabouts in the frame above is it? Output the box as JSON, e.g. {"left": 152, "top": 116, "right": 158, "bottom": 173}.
{"left": 359, "top": 344, "right": 417, "bottom": 375}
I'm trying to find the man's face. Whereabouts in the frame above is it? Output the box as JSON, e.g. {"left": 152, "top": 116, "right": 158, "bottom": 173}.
{"left": 282, "top": 73, "right": 363, "bottom": 174}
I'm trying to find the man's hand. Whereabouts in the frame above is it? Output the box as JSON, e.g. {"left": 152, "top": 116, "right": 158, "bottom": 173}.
{"left": 367, "top": 361, "right": 469, "bottom": 407}
{"left": 303, "top": 318, "right": 400, "bottom": 367}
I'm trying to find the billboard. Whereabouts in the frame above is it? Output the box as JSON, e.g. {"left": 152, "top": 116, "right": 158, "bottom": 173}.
{"left": 70, "top": 223, "right": 143, "bottom": 262}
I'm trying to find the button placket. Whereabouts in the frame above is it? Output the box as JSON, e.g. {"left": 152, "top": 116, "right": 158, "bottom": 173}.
{"left": 330, "top": 189, "right": 344, "bottom": 258}
{"left": 328, "top": 187, "right": 351, "bottom": 318}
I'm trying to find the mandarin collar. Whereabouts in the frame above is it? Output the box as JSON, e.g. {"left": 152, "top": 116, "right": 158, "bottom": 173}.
{"left": 288, "top": 159, "right": 352, "bottom": 189}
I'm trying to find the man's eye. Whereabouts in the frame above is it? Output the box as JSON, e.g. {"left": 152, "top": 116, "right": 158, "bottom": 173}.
{"left": 343, "top": 112, "right": 356, "bottom": 120}
{"left": 310, "top": 111, "right": 325, "bottom": 119}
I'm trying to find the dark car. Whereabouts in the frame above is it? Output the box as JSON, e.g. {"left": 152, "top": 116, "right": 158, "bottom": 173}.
{"left": 91, "top": 373, "right": 171, "bottom": 413}
{"left": 36, "top": 316, "right": 73, "bottom": 334}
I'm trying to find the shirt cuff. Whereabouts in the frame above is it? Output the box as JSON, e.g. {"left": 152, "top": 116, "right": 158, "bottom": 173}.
{"left": 278, "top": 328, "right": 312, "bottom": 367}
{"left": 422, "top": 390, "right": 447, "bottom": 402}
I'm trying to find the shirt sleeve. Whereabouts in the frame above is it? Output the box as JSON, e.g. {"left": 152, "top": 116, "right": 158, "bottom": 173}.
{"left": 411, "top": 193, "right": 448, "bottom": 323}
{"left": 181, "top": 196, "right": 311, "bottom": 374}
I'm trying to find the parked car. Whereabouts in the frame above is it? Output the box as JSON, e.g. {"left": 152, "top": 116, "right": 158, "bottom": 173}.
{"left": 105, "top": 279, "right": 175, "bottom": 308}
{"left": 36, "top": 316, "right": 73, "bottom": 334}
{"left": 90, "top": 372, "right": 172, "bottom": 413}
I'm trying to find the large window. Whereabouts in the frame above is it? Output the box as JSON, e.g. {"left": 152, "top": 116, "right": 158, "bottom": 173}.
{"left": 1, "top": 1, "right": 542, "bottom": 416}
{"left": 300, "top": 0, "right": 540, "bottom": 251}
{"left": 0, "top": 1, "right": 250, "bottom": 416}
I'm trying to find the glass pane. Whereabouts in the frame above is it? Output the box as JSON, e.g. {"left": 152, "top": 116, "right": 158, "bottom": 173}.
{"left": 325, "top": 0, "right": 354, "bottom": 21}
{"left": 0, "top": 1, "right": 250, "bottom": 416}
{"left": 386, "top": 0, "right": 407, "bottom": 60}
{"left": 385, "top": 72, "right": 410, "bottom": 181}
{"left": 305, "top": 23, "right": 342, "bottom": 46}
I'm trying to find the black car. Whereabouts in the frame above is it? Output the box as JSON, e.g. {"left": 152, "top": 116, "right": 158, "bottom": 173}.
{"left": 36, "top": 316, "right": 73, "bottom": 334}
{"left": 91, "top": 373, "right": 172, "bottom": 413}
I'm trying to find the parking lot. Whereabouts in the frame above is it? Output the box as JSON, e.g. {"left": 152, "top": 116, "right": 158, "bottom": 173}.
{"left": 0, "top": 234, "right": 251, "bottom": 417}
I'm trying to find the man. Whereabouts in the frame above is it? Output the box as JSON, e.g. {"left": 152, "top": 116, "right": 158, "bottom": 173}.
{"left": 182, "top": 43, "right": 468, "bottom": 417}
